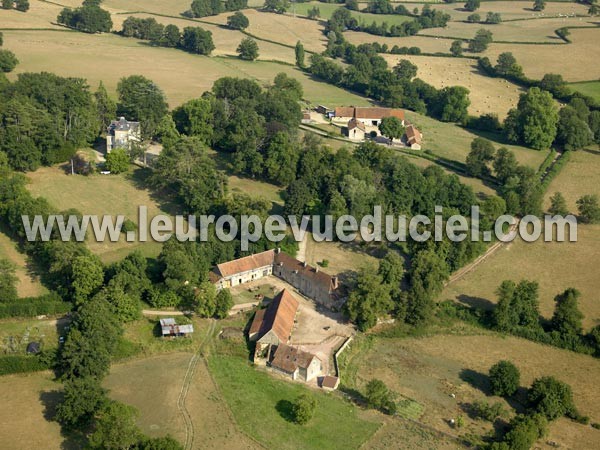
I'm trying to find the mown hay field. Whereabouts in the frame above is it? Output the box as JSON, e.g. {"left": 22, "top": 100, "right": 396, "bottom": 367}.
{"left": 483, "top": 27, "right": 600, "bottom": 82}
{"left": 343, "top": 31, "right": 455, "bottom": 53}
{"left": 203, "top": 9, "right": 328, "bottom": 54}
{"left": 383, "top": 54, "right": 523, "bottom": 119}
{"left": 352, "top": 332, "right": 600, "bottom": 450}
{"left": 103, "top": 0, "right": 192, "bottom": 16}
{"left": 3, "top": 29, "right": 368, "bottom": 107}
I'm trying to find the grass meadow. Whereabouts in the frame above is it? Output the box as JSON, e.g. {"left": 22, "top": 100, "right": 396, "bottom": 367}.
{"left": 208, "top": 354, "right": 381, "bottom": 450}
{"left": 0, "top": 228, "right": 47, "bottom": 297}
{"left": 568, "top": 81, "right": 600, "bottom": 102}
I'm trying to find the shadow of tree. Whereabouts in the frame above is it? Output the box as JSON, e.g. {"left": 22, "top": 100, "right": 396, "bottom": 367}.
{"left": 39, "top": 391, "right": 84, "bottom": 450}
{"left": 460, "top": 368, "right": 490, "bottom": 395}
{"left": 457, "top": 294, "right": 496, "bottom": 311}
{"left": 275, "top": 399, "right": 296, "bottom": 423}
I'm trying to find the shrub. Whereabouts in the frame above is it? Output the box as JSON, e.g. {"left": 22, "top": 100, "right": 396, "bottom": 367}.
{"left": 291, "top": 394, "right": 317, "bottom": 425}
{"left": 0, "top": 354, "right": 52, "bottom": 376}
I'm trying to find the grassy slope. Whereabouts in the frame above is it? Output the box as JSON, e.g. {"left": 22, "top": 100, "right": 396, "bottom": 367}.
{"left": 568, "top": 81, "right": 600, "bottom": 102}
{"left": 209, "top": 355, "right": 381, "bottom": 450}
{"left": 0, "top": 228, "right": 47, "bottom": 298}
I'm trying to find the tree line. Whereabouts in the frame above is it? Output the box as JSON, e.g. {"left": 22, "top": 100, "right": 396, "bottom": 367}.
{"left": 186, "top": 0, "right": 248, "bottom": 18}
{"left": 57, "top": 1, "right": 112, "bottom": 34}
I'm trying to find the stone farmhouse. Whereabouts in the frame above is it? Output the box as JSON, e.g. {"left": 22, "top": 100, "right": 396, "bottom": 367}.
{"left": 249, "top": 289, "right": 322, "bottom": 383}
{"left": 106, "top": 117, "right": 141, "bottom": 153}
{"left": 333, "top": 106, "right": 405, "bottom": 140}
{"left": 210, "top": 249, "right": 340, "bottom": 309}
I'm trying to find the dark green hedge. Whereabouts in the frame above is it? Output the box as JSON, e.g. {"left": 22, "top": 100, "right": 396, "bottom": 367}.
{"left": 0, "top": 292, "right": 72, "bottom": 319}
{"left": 0, "top": 354, "right": 52, "bottom": 376}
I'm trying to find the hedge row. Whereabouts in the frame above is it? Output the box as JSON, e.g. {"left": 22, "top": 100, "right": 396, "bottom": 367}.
{"left": 0, "top": 354, "right": 52, "bottom": 376}
{"left": 540, "top": 150, "right": 571, "bottom": 190}
{"left": 0, "top": 292, "right": 72, "bottom": 319}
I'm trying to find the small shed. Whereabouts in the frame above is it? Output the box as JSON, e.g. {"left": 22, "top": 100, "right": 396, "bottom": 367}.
{"left": 26, "top": 342, "right": 41, "bottom": 354}
{"left": 321, "top": 375, "right": 340, "bottom": 391}
{"left": 160, "top": 318, "right": 194, "bottom": 338}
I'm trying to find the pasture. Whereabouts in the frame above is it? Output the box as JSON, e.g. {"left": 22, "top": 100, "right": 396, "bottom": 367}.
{"left": 291, "top": 2, "right": 414, "bottom": 26}
{"left": 383, "top": 54, "right": 523, "bottom": 119}
{"left": 25, "top": 165, "right": 168, "bottom": 263}
{"left": 208, "top": 354, "right": 381, "bottom": 450}
{"left": 568, "top": 80, "right": 600, "bottom": 102}
{"left": 0, "top": 372, "right": 69, "bottom": 450}
{"left": 343, "top": 330, "right": 600, "bottom": 449}
{"left": 442, "top": 148, "right": 600, "bottom": 330}
{"left": 0, "top": 0, "right": 62, "bottom": 29}
{"left": 403, "top": 111, "right": 549, "bottom": 169}
{"left": 0, "top": 229, "right": 46, "bottom": 298}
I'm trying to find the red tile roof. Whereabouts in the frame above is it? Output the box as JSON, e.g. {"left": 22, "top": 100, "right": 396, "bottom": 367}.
{"left": 335, "top": 106, "right": 405, "bottom": 121}
{"left": 348, "top": 118, "right": 365, "bottom": 131}
{"left": 405, "top": 124, "right": 422, "bottom": 145}
{"left": 321, "top": 375, "right": 339, "bottom": 389}
{"left": 216, "top": 250, "right": 275, "bottom": 278}
{"left": 271, "top": 344, "right": 319, "bottom": 374}
{"left": 253, "top": 289, "right": 299, "bottom": 343}
{"left": 334, "top": 106, "right": 355, "bottom": 118}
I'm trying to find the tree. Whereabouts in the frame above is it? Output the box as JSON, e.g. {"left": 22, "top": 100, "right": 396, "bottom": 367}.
{"left": 1, "top": 0, "right": 12, "bottom": 9}
{"left": 237, "top": 37, "right": 259, "bottom": 61}
{"left": 0, "top": 49, "right": 18, "bottom": 72}
{"left": 57, "top": 5, "right": 113, "bottom": 33}
{"left": 227, "top": 11, "right": 249, "bottom": 30}
{"left": 502, "top": 413, "right": 548, "bottom": 450}
{"left": 556, "top": 27, "right": 570, "bottom": 41}
{"left": 504, "top": 87, "right": 558, "bottom": 150}
{"left": 225, "top": 0, "right": 247, "bottom": 11}
{"left": 345, "top": 265, "right": 393, "bottom": 330}
{"left": 528, "top": 376, "right": 577, "bottom": 420}
{"left": 195, "top": 280, "right": 217, "bottom": 317}
{"left": 589, "top": 110, "right": 600, "bottom": 144}
{"left": 263, "top": 0, "right": 290, "bottom": 14}
{"left": 295, "top": 41, "right": 305, "bottom": 68}
{"left": 55, "top": 377, "right": 107, "bottom": 429}
{"left": 94, "top": 81, "right": 117, "bottom": 132}
{"left": 378, "top": 116, "right": 405, "bottom": 141}
{"left": 191, "top": 0, "right": 222, "bottom": 17}
{"left": 466, "top": 137, "right": 495, "bottom": 177}
{"left": 435, "top": 86, "right": 470, "bottom": 123}
{"left": 557, "top": 106, "right": 593, "bottom": 151}
{"left": 214, "top": 289, "right": 233, "bottom": 319}
{"left": 539, "top": 73, "right": 568, "bottom": 97}
{"left": 494, "top": 279, "right": 541, "bottom": 331}
{"left": 407, "top": 249, "right": 449, "bottom": 325}
{"left": 365, "top": 379, "right": 396, "bottom": 414}
{"left": 291, "top": 394, "right": 317, "bottom": 425}
{"left": 576, "top": 194, "right": 600, "bottom": 223}
{"left": 135, "top": 436, "right": 184, "bottom": 450}
{"left": 467, "top": 13, "right": 480, "bottom": 23}
{"left": 0, "top": 258, "right": 18, "bottom": 302}
{"left": 71, "top": 254, "right": 104, "bottom": 305}
{"left": 551, "top": 288, "right": 583, "bottom": 337}
{"left": 450, "top": 40, "right": 463, "bottom": 56}
{"left": 464, "top": 0, "right": 480, "bottom": 11}
{"left": 105, "top": 148, "right": 130, "bottom": 173}
{"left": 117, "top": 75, "right": 168, "bottom": 139}
{"left": 590, "top": 4, "right": 600, "bottom": 16}
{"left": 493, "top": 147, "right": 518, "bottom": 183}
{"left": 495, "top": 52, "right": 523, "bottom": 78}
{"left": 15, "top": 0, "right": 29, "bottom": 12}
{"left": 160, "top": 24, "right": 181, "bottom": 47}
{"left": 89, "top": 401, "right": 141, "bottom": 449}
{"left": 307, "top": 5, "right": 320, "bottom": 19}
{"left": 486, "top": 12, "right": 502, "bottom": 24}
{"left": 548, "top": 192, "right": 568, "bottom": 216}
{"left": 489, "top": 360, "right": 520, "bottom": 397}
{"left": 393, "top": 59, "right": 417, "bottom": 80}
{"left": 171, "top": 97, "right": 213, "bottom": 142}
{"left": 533, "top": 0, "right": 545, "bottom": 11}
{"left": 181, "top": 26, "right": 215, "bottom": 55}
{"left": 468, "top": 29, "right": 493, "bottom": 53}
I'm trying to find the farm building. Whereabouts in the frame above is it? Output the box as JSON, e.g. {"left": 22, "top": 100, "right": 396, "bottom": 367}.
{"left": 347, "top": 118, "right": 366, "bottom": 141}
{"left": 405, "top": 124, "right": 423, "bottom": 150}
{"left": 211, "top": 249, "right": 340, "bottom": 309}
{"left": 249, "top": 289, "right": 299, "bottom": 346}
{"left": 270, "top": 344, "right": 322, "bottom": 382}
{"left": 333, "top": 106, "right": 405, "bottom": 127}
{"left": 160, "top": 318, "right": 194, "bottom": 338}
{"left": 106, "top": 117, "right": 141, "bottom": 153}
{"left": 302, "top": 111, "right": 313, "bottom": 124}
{"left": 321, "top": 375, "right": 340, "bottom": 391}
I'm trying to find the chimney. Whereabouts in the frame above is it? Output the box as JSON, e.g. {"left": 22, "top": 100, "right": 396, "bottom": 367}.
{"left": 315, "top": 266, "right": 319, "bottom": 273}
{"left": 303, "top": 261, "right": 308, "bottom": 268}
{"left": 332, "top": 276, "right": 339, "bottom": 290}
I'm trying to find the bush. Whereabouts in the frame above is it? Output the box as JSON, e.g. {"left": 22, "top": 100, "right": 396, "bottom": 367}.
{"left": 489, "top": 360, "right": 520, "bottom": 397}
{"left": 0, "top": 49, "right": 19, "bottom": 73}
{"left": 472, "top": 400, "right": 507, "bottom": 421}
{"left": 291, "top": 394, "right": 317, "bottom": 425}
{"left": 528, "top": 376, "right": 578, "bottom": 421}
{"left": 121, "top": 219, "right": 137, "bottom": 234}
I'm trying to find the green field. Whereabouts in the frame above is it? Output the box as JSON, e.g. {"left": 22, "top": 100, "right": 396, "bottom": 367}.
{"left": 209, "top": 355, "right": 381, "bottom": 450}
{"left": 0, "top": 228, "right": 47, "bottom": 298}
{"left": 291, "top": 2, "right": 414, "bottom": 26}
{"left": 568, "top": 81, "right": 600, "bottom": 102}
